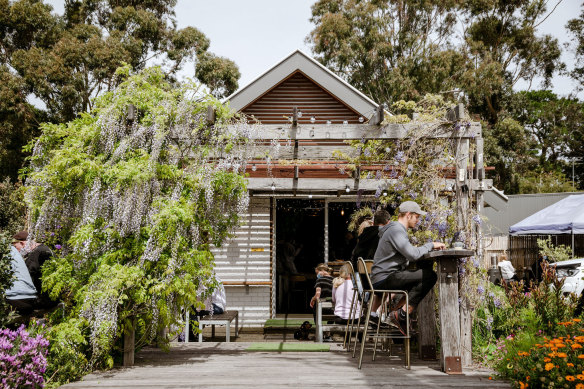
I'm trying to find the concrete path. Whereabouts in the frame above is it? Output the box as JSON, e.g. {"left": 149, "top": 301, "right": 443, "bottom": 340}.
{"left": 61, "top": 342, "right": 509, "bottom": 388}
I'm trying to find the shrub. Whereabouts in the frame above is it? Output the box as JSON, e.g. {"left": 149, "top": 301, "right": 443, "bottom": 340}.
{"left": 0, "top": 325, "right": 49, "bottom": 389}
{"left": 494, "top": 319, "right": 584, "bottom": 388}
{"left": 0, "top": 178, "right": 26, "bottom": 233}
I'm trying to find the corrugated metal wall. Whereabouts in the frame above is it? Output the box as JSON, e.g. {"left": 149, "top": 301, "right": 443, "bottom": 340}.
{"left": 212, "top": 197, "right": 272, "bottom": 327}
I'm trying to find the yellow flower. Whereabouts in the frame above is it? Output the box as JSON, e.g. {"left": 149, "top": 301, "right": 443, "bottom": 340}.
{"left": 577, "top": 374, "right": 584, "bottom": 380}
{"left": 574, "top": 318, "right": 582, "bottom": 322}
{"left": 544, "top": 357, "right": 551, "bottom": 362}
{"left": 568, "top": 376, "right": 577, "bottom": 382}
{"left": 568, "top": 363, "right": 575, "bottom": 367}
{"left": 519, "top": 381, "right": 528, "bottom": 389}
{"left": 576, "top": 383, "right": 584, "bottom": 389}
{"left": 558, "top": 352, "right": 568, "bottom": 358}
{"left": 545, "top": 363, "right": 555, "bottom": 371}
{"left": 578, "top": 355, "right": 584, "bottom": 359}
{"left": 518, "top": 351, "right": 529, "bottom": 357}
{"left": 573, "top": 343, "right": 583, "bottom": 350}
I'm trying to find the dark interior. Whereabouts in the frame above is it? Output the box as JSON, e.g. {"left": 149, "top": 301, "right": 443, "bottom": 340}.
{"left": 275, "top": 199, "right": 358, "bottom": 314}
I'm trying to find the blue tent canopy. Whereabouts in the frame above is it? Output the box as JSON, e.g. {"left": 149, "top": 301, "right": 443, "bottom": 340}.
{"left": 509, "top": 195, "right": 584, "bottom": 235}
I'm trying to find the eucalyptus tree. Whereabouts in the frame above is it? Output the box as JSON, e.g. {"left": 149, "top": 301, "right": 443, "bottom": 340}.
{"left": 308, "top": 0, "right": 563, "bottom": 123}
{"left": 25, "top": 66, "right": 258, "bottom": 385}
{"left": 0, "top": 0, "right": 240, "bottom": 181}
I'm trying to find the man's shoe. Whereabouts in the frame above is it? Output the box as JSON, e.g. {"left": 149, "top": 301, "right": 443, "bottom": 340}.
{"left": 389, "top": 310, "right": 408, "bottom": 336}
{"left": 368, "top": 315, "right": 391, "bottom": 329}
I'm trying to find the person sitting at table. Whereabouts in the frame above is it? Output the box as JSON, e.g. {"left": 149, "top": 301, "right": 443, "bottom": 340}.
{"left": 309, "top": 263, "right": 334, "bottom": 322}
{"left": 5, "top": 242, "right": 38, "bottom": 314}
{"left": 12, "top": 230, "right": 57, "bottom": 309}
{"left": 350, "top": 209, "right": 391, "bottom": 267}
{"left": 332, "top": 263, "right": 361, "bottom": 324}
{"left": 497, "top": 253, "right": 518, "bottom": 282}
{"left": 370, "top": 201, "right": 445, "bottom": 334}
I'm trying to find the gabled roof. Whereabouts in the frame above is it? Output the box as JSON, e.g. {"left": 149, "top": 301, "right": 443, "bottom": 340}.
{"left": 225, "top": 50, "right": 379, "bottom": 118}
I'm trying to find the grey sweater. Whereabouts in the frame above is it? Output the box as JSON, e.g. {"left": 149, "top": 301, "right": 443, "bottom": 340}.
{"left": 370, "top": 221, "right": 434, "bottom": 284}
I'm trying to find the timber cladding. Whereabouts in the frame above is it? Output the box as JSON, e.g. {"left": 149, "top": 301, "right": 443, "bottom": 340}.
{"left": 241, "top": 71, "right": 364, "bottom": 125}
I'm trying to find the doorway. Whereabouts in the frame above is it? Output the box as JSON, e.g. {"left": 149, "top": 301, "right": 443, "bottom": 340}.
{"left": 275, "top": 199, "right": 359, "bottom": 314}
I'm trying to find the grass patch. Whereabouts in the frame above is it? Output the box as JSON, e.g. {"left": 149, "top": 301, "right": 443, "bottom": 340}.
{"left": 246, "top": 342, "right": 330, "bottom": 352}
{"left": 263, "top": 319, "right": 314, "bottom": 328}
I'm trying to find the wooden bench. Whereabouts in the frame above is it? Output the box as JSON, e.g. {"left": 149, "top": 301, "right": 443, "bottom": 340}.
{"left": 185, "top": 310, "right": 239, "bottom": 342}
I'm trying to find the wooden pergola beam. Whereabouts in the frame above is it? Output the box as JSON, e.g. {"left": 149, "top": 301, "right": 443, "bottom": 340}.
{"left": 236, "top": 122, "right": 481, "bottom": 140}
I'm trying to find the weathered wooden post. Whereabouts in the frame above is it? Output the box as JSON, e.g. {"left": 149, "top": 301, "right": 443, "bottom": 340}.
{"left": 123, "top": 317, "right": 136, "bottom": 367}
{"left": 417, "top": 288, "right": 437, "bottom": 359}
{"left": 453, "top": 105, "right": 473, "bottom": 368}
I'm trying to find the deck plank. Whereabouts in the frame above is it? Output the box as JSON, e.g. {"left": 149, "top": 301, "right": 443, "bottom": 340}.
{"left": 60, "top": 343, "right": 509, "bottom": 388}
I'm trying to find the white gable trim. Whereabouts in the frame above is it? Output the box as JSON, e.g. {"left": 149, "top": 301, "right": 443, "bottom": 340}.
{"left": 224, "top": 50, "right": 379, "bottom": 118}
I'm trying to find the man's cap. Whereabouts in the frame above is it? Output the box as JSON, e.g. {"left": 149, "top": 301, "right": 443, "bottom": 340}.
{"left": 398, "top": 201, "right": 427, "bottom": 216}
{"left": 12, "top": 230, "right": 28, "bottom": 241}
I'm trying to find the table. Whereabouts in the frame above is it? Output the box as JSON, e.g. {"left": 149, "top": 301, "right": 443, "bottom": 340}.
{"left": 184, "top": 310, "right": 239, "bottom": 343}
{"left": 420, "top": 249, "right": 474, "bottom": 374}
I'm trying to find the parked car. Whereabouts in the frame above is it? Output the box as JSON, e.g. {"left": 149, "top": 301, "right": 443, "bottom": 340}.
{"left": 552, "top": 258, "right": 584, "bottom": 296}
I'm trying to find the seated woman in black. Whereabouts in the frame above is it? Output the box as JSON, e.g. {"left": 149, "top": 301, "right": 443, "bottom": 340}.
{"left": 309, "top": 263, "right": 334, "bottom": 323}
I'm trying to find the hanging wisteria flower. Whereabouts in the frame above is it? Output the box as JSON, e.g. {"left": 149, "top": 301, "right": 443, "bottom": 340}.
{"left": 477, "top": 285, "right": 485, "bottom": 294}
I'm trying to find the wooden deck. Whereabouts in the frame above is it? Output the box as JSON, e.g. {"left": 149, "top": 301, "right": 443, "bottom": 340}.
{"left": 61, "top": 342, "right": 509, "bottom": 388}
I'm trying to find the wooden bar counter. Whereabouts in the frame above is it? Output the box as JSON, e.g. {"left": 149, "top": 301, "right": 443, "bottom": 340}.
{"left": 420, "top": 249, "right": 474, "bottom": 374}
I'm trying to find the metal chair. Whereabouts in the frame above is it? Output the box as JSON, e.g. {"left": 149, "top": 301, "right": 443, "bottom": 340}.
{"left": 342, "top": 260, "right": 363, "bottom": 350}
{"left": 356, "top": 258, "right": 411, "bottom": 370}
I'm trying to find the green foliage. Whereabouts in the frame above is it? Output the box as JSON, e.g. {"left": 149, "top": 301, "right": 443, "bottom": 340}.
{"left": 24, "top": 66, "right": 256, "bottom": 384}
{"left": 531, "top": 262, "right": 577, "bottom": 333}
{"left": 537, "top": 238, "right": 573, "bottom": 263}
{"left": 347, "top": 207, "right": 373, "bottom": 233}
{"left": 0, "top": 231, "right": 17, "bottom": 326}
{"left": 0, "top": 177, "right": 26, "bottom": 233}
{"left": 308, "top": 0, "right": 464, "bottom": 104}
{"left": 0, "top": 0, "right": 241, "bottom": 184}
{"left": 42, "top": 318, "right": 89, "bottom": 388}
{"left": 308, "top": 1, "right": 581, "bottom": 194}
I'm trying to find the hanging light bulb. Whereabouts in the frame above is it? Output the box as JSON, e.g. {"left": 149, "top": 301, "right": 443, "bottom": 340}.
{"left": 308, "top": 193, "right": 313, "bottom": 199}
{"left": 345, "top": 185, "right": 350, "bottom": 193}
{"left": 341, "top": 209, "right": 345, "bottom": 216}
{"left": 383, "top": 190, "right": 388, "bottom": 197}
{"left": 343, "top": 120, "right": 348, "bottom": 125}
{"left": 270, "top": 182, "right": 276, "bottom": 191}
{"left": 359, "top": 116, "right": 364, "bottom": 123}
{"left": 251, "top": 164, "right": 257, "bottom": 172}
{"left": 310, "top": 116, "right": 316, "bottom": 123}
{"left": 298, "top": 111, "right": 303, "bottom": 118}
{"left": 326, "top": 120, "right": 331, "bottom": 125}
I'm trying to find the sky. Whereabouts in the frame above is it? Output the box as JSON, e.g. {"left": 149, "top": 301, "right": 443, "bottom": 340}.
{"left": 44, "top": 0, "right": 583, "bottom": 98}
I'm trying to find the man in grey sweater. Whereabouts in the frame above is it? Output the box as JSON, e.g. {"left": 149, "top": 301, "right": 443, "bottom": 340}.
{"left": 370, "top": 201, "right": 445, "bottom": 334}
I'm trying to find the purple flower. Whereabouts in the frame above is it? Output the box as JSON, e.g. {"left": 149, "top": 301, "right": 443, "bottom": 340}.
{"left": 364, "top": 148, "right": 371, "bottom": 157}
{"left": 472, "top": 214, "right": 482, "bottom": 225}
{"left": 494, "top": 298, "right": 502, "bottom": 308}
{"left": 55, "top": 244, "right": 62, "bottom": 250}
{"left": 477, "top": 286, "right": 484, "bottom": 294}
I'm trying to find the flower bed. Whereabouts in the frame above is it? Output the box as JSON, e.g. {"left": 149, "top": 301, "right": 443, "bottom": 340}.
{"left": 0, "top": 325, "right": 49, "bottom": 388}
{"left": 495, "top": 319, "right": 584, "bottom": 388}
